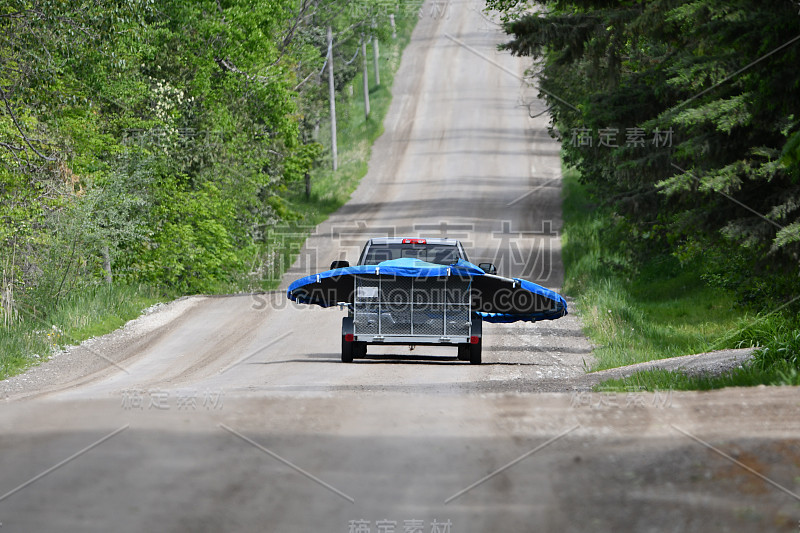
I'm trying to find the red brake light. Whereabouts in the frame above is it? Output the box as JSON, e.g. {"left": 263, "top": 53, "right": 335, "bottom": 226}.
{"left": 402, "top": 238, "right": 426, "bottom": 244}
{"left": 470, "top": 336, "right": 480, "bottom": 344}
{"left": 345, "top": 333, "right": 354, "bottom": 342}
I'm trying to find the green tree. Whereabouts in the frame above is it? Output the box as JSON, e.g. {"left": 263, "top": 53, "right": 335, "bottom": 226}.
{"left": 498, "top": 0, "right": 800, "bottom": 305}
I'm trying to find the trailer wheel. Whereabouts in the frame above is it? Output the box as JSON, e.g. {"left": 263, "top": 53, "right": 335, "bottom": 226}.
{"left": 469, "top": 338, "right": 482, "bottom": 364}
{"left": 341, "top": 316, "right": 355, "bottom": 363}
{"left": 469, "top": 317, "right": 482, "bottom": 364}
{"left": 457, "top": 344, "right": 470, "bottom": 361}
{"left": 355, "top": 342, "right": 367, "bottom": 358}
{"left": 342, "top": 336, "right": 354, "bottom": 363}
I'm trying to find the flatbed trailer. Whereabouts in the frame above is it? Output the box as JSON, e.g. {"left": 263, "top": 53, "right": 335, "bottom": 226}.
{"left": 341, "top": 272, "right": 482, "bottom": 363}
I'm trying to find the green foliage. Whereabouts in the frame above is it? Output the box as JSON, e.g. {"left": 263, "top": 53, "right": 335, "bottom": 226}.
{"left": 596, "top": 316, "right": 800, "bottom": 390}
{"left": 0, "top": 1, "right": 410, "bottom": 376}
{"left": 595, "top": 363, "right": 800, "bottom": 392}
{"left": 262, "top": 12, "right": 419, "bottom": 290}
{"left": 500, "top": 0, "right": 800, "bottom": 308}
{"left": 127, "top": 177, "right": 243, "bottom": 293}
{"left": 565, "top": 164, "right": 800, "bottom": 389}
{"left": 749, "top": 323, "right": 800, "bottom": 370}
{"left": 1, "top": 0, "right": 398, "bottom": 296}
{"left": 562, "top": 167, "right": 746, "bottom": 371}
{"left": 283, "top": 143, "right": 324, "bottom": 185}
{"left": 780, "top": 129, "right": 800, "bottom": 170}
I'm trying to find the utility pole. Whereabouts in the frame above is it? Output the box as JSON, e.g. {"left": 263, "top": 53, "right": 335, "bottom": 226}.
{"left": 373, "top": 36, "right": 380, "bottom": 86}
{"left": 389, "top": 14, "right": 396, "bottom": 39}
{"left": 362, "top": 38, "right": 370, "bottom": 119}
{"left": 327, "top": 26, "right": 337, "bottom": 170}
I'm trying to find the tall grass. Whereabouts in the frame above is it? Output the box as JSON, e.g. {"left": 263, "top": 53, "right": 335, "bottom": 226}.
{"left": 596, "top": 364, "right": 800, "bottom": 392}
{"left": 562, "top": 165, "right": 800, "bottom": 389}
{"left": 597, "top": 320, "right": 800, "bottom": 391}
{"left": 562, "top": 167, "right": 744, "bottom": 370}
{"left": 0, "top": 284, "right": 166, "bottom": 380}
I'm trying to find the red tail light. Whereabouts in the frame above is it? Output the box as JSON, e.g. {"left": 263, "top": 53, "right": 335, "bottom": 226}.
{"left": 402, "top": 238, "right": 426, "bottom": 244}
{"left": 345, "top": 333, "right": 354, "bottom": 342}
{"left": 470, "top": 336, "right": 480, "bottom": 344}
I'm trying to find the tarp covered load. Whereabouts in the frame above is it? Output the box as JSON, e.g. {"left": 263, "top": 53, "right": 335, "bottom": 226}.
{"left": 287, "top": 258, "right": 567, "bottom": 323}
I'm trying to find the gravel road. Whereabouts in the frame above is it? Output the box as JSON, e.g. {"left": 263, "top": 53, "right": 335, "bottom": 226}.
{"left": 1, "top": 2, "right": 798, "bottom": 532}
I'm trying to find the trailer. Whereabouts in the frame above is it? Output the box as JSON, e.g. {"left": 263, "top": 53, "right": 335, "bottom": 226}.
{"left": 287, "top": 237, "right": 568, "bottom": 364}
{"left": 342, "top": 271, "right": 483, "bottom": 363}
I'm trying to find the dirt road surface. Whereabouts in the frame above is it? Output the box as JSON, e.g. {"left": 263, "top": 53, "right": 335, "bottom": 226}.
{"left": 1, "top": 2, "right": 799, "bottom": 532}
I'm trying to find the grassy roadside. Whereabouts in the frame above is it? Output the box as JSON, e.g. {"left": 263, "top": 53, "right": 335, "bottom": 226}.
{"left": 1, "top": 18, "right": 418, "bottom": 380}
{"left": 0, "top": 284, "right": 167, "bottom": 380}
{"left": 560, "top": 165, "right": 800, "bottom": 390}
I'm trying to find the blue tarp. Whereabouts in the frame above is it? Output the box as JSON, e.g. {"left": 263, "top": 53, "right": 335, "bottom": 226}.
{"left": 287, "top": 258, "right": 567, "bottom": 323}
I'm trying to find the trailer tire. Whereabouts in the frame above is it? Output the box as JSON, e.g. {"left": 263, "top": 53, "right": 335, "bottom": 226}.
{"left": 355, "top": 342, "right": 367, "bottom": 358}
{"left": 469, "top": 339, "right": 482, "bottom": 364}
{"left": 341, "top": 316, "right": 355, "bottom": 363}
{"left": 469, "top": 317, "right": 482, "bottom": 364}
{"left": 342, "top": 336, "right": 354, "bottom": 363}
{"left": 457, "top": 344, "right": 470, "bottom": 361}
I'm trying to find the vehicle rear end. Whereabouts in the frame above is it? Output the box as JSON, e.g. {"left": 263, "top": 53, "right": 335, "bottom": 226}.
{"left": 341, "top": 273, "right": 482, "bottom": 363}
